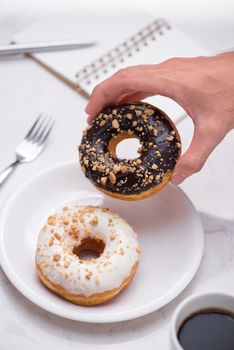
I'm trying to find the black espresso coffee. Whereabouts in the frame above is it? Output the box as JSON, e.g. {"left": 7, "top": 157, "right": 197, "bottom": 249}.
{"left": 178, "top": 308, "right": 234, "bottom": 350}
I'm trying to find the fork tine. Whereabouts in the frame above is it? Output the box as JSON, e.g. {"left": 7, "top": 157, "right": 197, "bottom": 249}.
{"left": 32, "top": 114, "right": 50, "bottom": 143}
{"left": 38, "top": 117, "right": 55, "bottom": 145}
{"left": 24, "top": 113, "right": 43, "bottom": 140}
{"left": 30, "top": 114, "right": 50, "bottom": 142}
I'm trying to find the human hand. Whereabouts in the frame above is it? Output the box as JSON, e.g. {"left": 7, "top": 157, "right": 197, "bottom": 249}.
{"left": 85, "top": 53, "right": 234, "bottom": 184}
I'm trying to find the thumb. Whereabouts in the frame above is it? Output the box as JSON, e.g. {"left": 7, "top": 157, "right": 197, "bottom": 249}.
{"left": 171, "top": 124, "right": 224, "bottom": 185}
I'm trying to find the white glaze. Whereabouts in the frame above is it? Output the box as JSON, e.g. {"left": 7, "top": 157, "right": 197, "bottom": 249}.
{"left": 35, "top": 205, "right": 140, "bottom": 296}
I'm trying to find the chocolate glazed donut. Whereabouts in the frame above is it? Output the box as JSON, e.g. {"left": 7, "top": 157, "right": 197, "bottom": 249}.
{"left": 79, "top": 102, "right": 181, "bottom": 200}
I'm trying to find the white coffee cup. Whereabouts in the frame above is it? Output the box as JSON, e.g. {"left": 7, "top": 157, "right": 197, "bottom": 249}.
{"left": 170, "top": 292, "right": 234, "bottom": 350}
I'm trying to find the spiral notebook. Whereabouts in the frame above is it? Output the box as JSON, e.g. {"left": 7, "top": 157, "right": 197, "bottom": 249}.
{"left": 13, "top": 11, "right": 205, "bottom": 123}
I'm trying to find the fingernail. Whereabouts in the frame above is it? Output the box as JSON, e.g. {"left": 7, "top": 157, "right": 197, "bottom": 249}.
{"left": 171, "top": 174, "right": 186, "bottom": 185}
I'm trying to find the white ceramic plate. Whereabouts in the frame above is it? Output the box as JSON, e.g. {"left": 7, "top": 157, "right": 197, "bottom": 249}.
{"left": 0, "top": 161, "right": 203, "bottom": 323}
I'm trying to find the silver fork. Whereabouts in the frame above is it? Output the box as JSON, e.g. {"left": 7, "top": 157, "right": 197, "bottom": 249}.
{"left": 0, "top": 114, "right": 55, "bottom": 185}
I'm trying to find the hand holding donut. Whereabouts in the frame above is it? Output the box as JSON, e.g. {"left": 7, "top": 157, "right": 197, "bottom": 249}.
{"left": 85, "top": 52, "right": 234, "bottom": 185}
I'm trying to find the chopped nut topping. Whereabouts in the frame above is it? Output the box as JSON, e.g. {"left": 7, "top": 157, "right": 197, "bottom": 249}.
{"left": 54, "top": 232, "right": 61, "bottom": 240}
{"left": 113, "top": 164, "right": 121, "bottom": 173}
{"left": 98, "top": 164, "right": 106, "bottom": 173}
{"left": 69, "top": 226, "right": 80, "bottom": 235}
{"left": 155, "top": 150, "right": 161, "bottom": 157}
{"left": 49, "top": 238, "right": 54, "bottom": 246}
{"left": 63, "top": 206, "right": 69, "bottom": 211}
{"left": 47, "top": 215, "right": 56, "bottom": 225}
{"left": 64, "top": 260, "right": 70, "bottom": 268}
{"left": 120, "top": 165, "right": 128, "bottom": 173}
{"left": 126, "top": 113, "right": 132, "bottom": 120}
{"left": 119, "top": 247, "right": 125, "bottom": 255}
{"left": 176, "top": 142, "right": 181, "bottom": 149}
{"left": 144, "top": 108, "right": 154, "bottom": 116}
{"left": 166, "top": 135, "right": 174, "bottom": 141}
{"left": 109, "top": 171, "right": 117, "bottom": 184}
{"left": 71, "top": 224, "right": 78, "bottom": 231}
{"left": 110, "top": 233, "right": 116, "bottom": 240}
{"left": 132, "top": 121, "right": 137, "bottom": 127}
{"left": 71, "top": 216, "right": 78, "bottom": 223}
{"left": 101, "top": 208, "right": 109, "bottom": 212}
{"left": 101, "top": 176, "right": 107, "bottom": 185}
{"left": 63, "top": 219, "right": 69, "bottom": 226}
{"left": 86, "top": 206, "right": 95, "bottom": 213}
{"left": 53, "top": 254, "right": 61, "bottom": 262}
{"left": 112, "top": 119, "right": 119, "bottom": 129}
{"left": 85, "top": 271, "right": 93, "bottom": 280}
{"left": 130, "top": 105, "right": 136, "bottom": 109}
{"left": 90, "top": 215, "right": 98, "bottom": 225}
{"left": 99, "top": 120, "right": 106, "bottom": 126}
{"left": 152, "top": 163, "right": 158, "bottom": 170}
{"left": 135, "top": 109, "right": 142, "bottom": 116}
{"left": 136, "top": 159, "right": 141, "bottom": 165}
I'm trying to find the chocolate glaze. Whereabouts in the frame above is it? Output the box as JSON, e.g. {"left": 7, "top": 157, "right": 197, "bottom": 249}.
{"left": 79, "top": 102, "right": 181, "bottom": 196}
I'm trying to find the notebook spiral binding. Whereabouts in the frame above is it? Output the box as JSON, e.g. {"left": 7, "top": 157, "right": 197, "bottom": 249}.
{"left": 75, "top": 18, "right": 170, "bottom": 86}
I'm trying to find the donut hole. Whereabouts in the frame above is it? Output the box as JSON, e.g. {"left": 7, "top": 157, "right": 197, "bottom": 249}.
{"left": 73, "top": 237, "right": 105, "bottom": 261}
{"left": 108, "top": 133, "right": 141, "bottom": 159}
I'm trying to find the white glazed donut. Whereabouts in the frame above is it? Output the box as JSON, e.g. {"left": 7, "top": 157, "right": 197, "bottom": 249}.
{"left": 35, "top": 205, "right": 141, "bottom": 305}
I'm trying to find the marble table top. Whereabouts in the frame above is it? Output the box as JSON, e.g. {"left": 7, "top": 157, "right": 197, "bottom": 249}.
{"left": 0, "top": 1, "right": 234, "bottom": 349}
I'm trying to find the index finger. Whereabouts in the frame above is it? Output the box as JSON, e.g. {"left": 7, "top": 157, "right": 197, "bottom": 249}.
{"left": 85, "top": 64, "right": 173, "bottom": 120}
{"left": 85, "top": 69, "right": 137, "bottom": 118}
